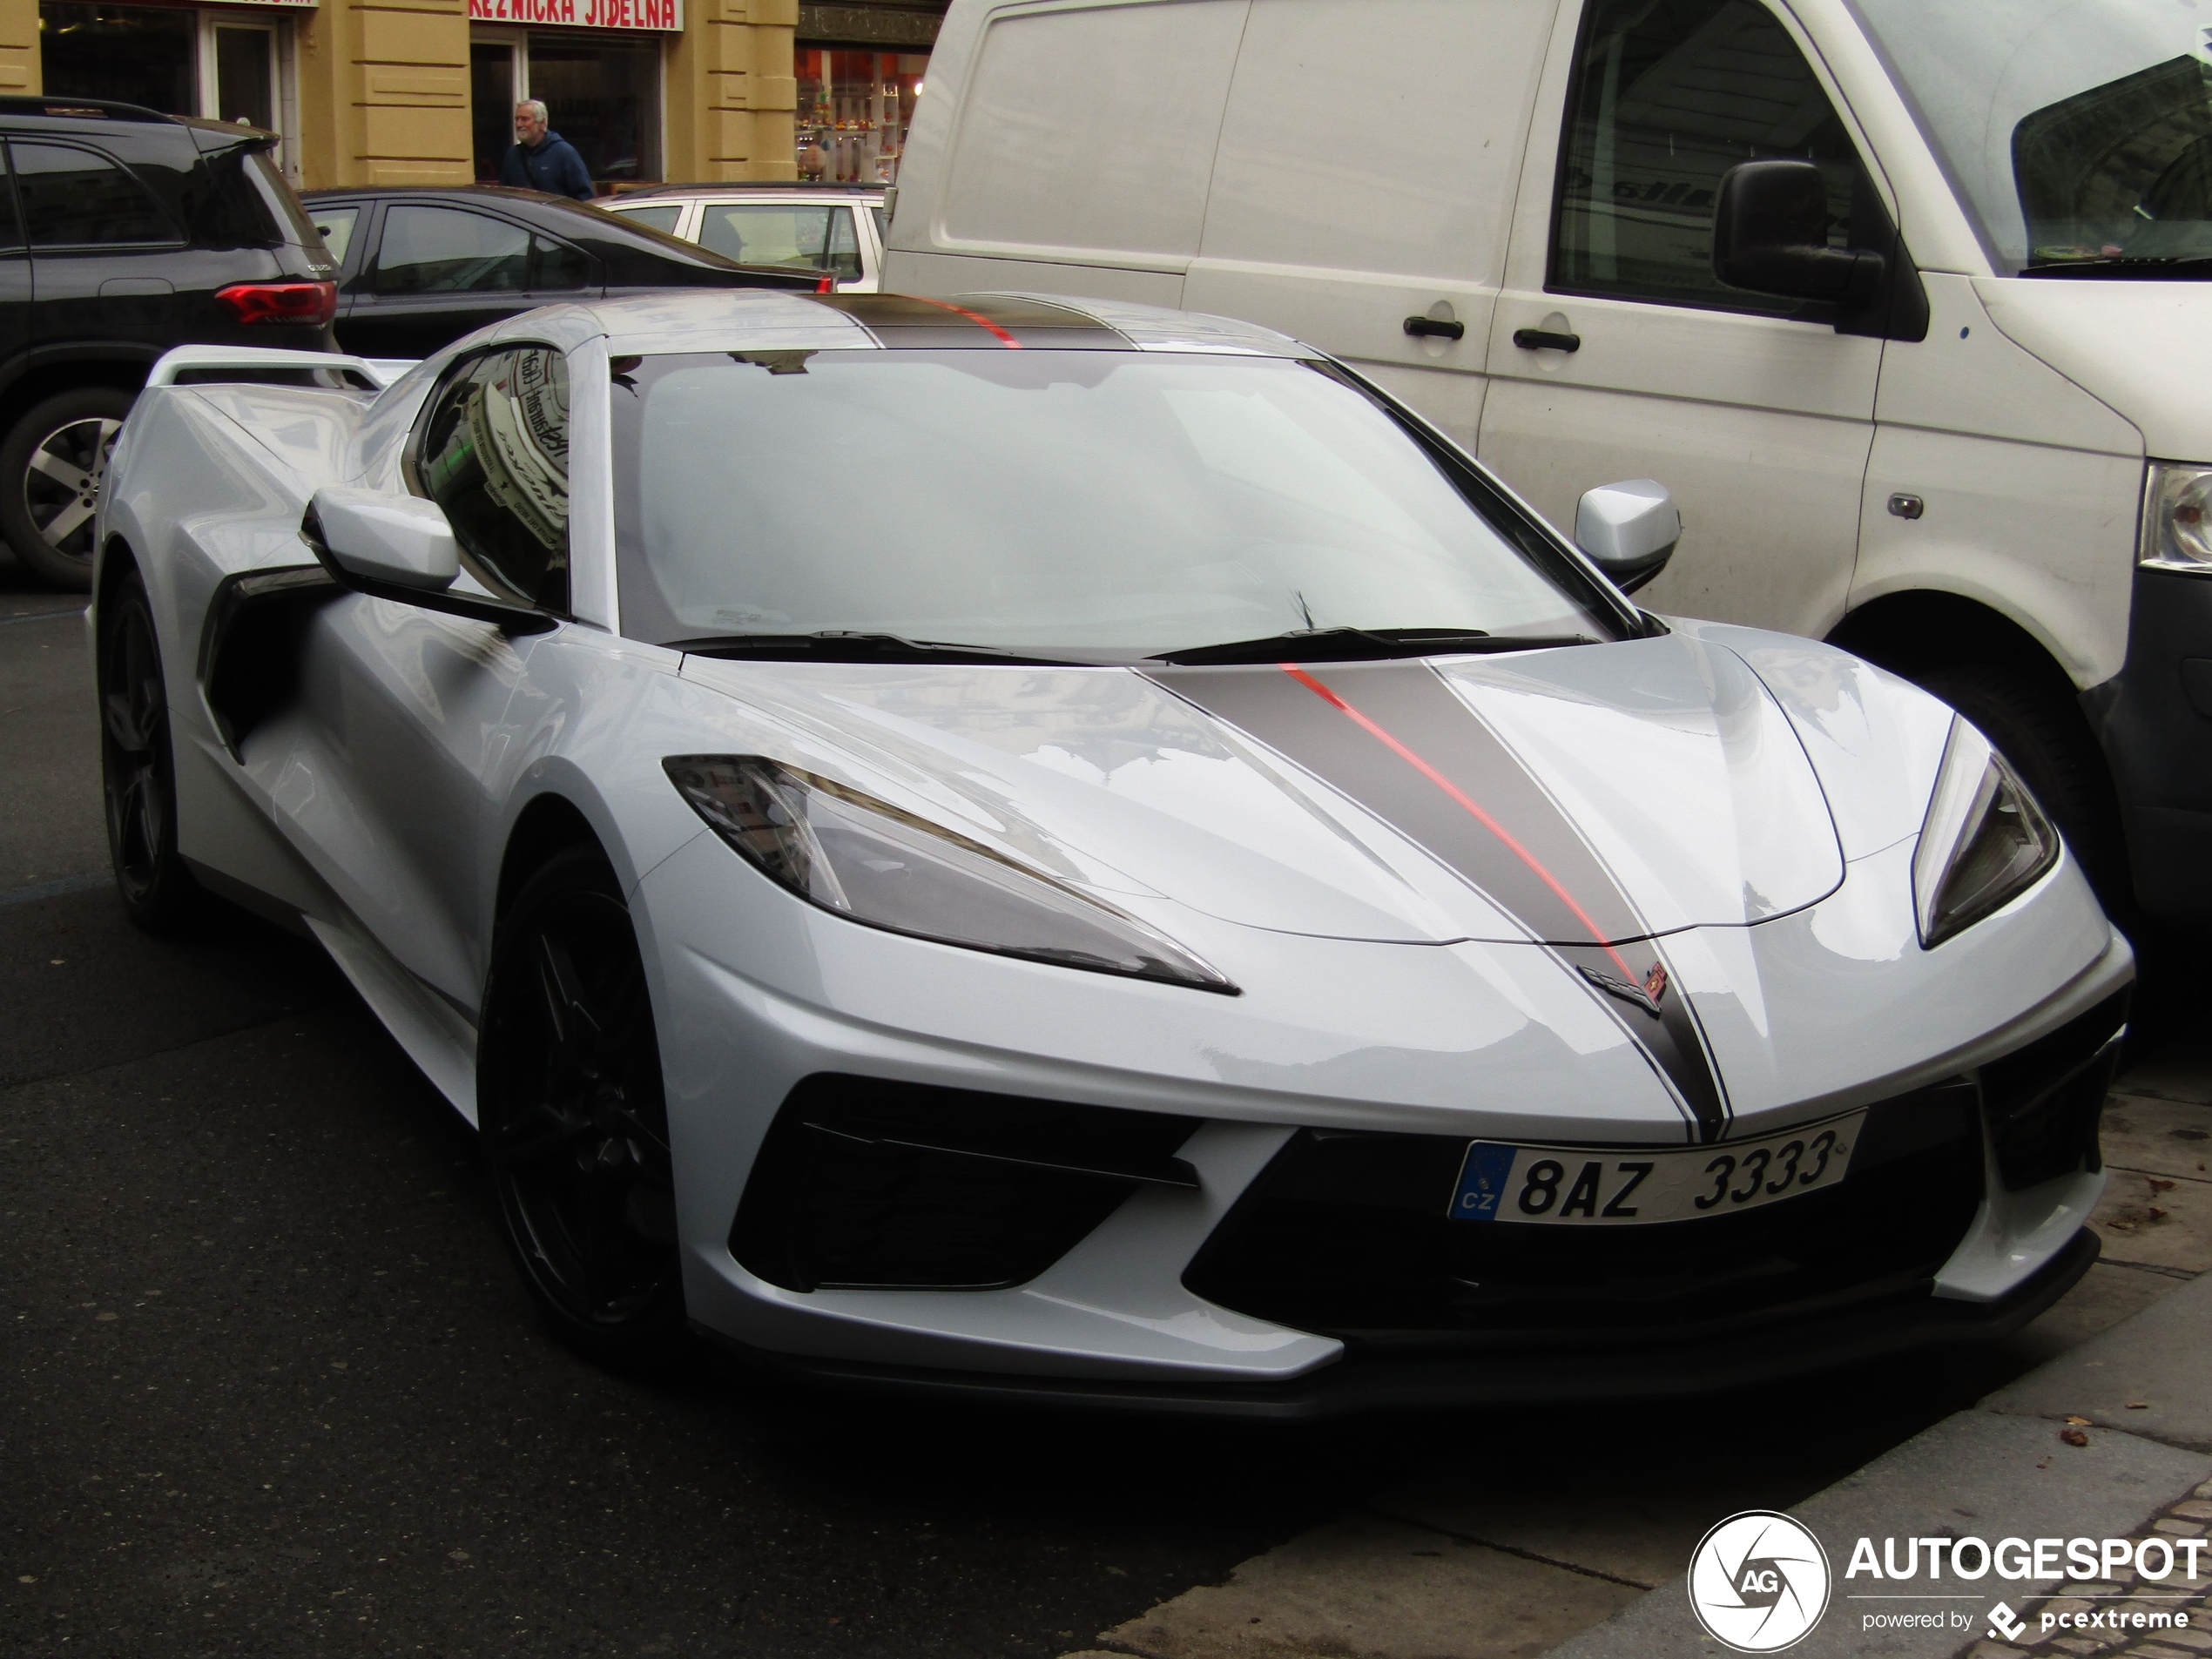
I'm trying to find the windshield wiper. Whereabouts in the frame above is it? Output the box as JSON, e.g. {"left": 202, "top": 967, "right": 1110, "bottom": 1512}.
{"left": 668, "top": 631, "right": 1089, "bottom": 665}
{"left": 1149, "top": 626, "right": 1593, "bottom": 666}
{"left": 2024, "top": 254, "right": 2212, "bottom": 279}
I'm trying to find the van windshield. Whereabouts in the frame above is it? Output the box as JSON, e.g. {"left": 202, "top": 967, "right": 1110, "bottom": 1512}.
{"left": 610, "top": 349, "right": 1626, "bottom": 658}
{"left": 1854, "top": 0, "right": 2212, "bottom": 273}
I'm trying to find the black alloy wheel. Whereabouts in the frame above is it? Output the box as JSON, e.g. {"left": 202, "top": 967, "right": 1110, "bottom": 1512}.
{"left": 1, "top": 388, "right": 136, "bottom": 591}
{"left": 98, "top": 565, "right": 198, "bottom": 930}
{"left": 480, "top": 846, "right": 689, "bottom": 1371}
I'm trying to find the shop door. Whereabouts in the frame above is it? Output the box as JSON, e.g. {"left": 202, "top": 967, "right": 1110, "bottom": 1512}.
{"left": 1477, "top": 0, "right": 1882, "bottom": 639}
{"left": 472, "top": 44, "right": 519, "bottom": 183}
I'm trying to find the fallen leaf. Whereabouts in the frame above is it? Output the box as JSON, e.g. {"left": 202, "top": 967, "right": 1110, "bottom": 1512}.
{"left": 2147, "top": 1207, "right": 2169, "bottom": 1222}
{"left": 2060, "top": 1427, "right": 2089, "bottom": 1447}
{"left": 2066, "top": 1415, "right": 2094, "bottom": 1425}
{"left": 2148, "top": 1178, "right": 2175, "bottom": 1193}
{"left": 2127, "top": 1401, "right": 2150, "bottom": 1409}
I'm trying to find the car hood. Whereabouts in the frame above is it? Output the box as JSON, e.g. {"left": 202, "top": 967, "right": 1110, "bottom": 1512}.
{"left": 675, "top": 631, "right": 1848, "bottom": 946}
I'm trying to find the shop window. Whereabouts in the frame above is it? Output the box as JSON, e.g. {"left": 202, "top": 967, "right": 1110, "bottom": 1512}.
{"left": 796, "top": 49, "right": 927, "bottom": 184}
{"left": 37, "top": 3, "right": 195, "bottom": 116}
{"left": 528, "top": 38, "right": 661, "bottom": 187}
{"left": 415, "top": 347, "right": 571, "bottom": 614}
{"left": 697, "top": 204, "right": 863, "bottom": 280}
{"left": 10, "top": 141, "right": 178, "bottom": 246}
{"left": 1551, "top": 0, "right": 1865, "bottom": 312}
{"left": 377, "top": 206, "right": 529, "bottom": 294}
{"left": 212, "top": 24, "right": 276, "bottom": 130}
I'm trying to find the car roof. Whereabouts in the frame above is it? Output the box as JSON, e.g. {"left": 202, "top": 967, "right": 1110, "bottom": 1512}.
{"left": 613, "top": 182, "right": 887, "bottom": 200}
{"left": 523, "top": 288, "right": 1315, "bottom": 359}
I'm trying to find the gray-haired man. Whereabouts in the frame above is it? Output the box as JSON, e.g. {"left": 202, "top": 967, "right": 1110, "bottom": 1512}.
{"left": 498, "top": 100, "right": 593, "bottom": 200}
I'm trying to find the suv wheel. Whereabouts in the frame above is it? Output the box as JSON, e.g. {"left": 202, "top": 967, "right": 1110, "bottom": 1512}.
{"left": 2, "top": 388, "right": 136, "bottom": 591}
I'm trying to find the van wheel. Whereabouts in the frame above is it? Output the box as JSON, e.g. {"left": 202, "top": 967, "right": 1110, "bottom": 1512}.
{"left": 1912, "top": 659, "right": 2133, "bottom": 923}
{"left": 0, "top": 388, "right": 136, "bottom": 591}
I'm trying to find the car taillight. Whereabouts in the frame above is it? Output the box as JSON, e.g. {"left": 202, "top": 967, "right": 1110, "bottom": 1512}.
{"left": 215, "top": 280, "right": 338, "bottom": 327}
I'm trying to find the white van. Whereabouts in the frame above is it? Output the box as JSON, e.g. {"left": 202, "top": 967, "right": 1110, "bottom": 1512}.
{"left": 884, "top": 0, "right": 2212, "bottom": 932}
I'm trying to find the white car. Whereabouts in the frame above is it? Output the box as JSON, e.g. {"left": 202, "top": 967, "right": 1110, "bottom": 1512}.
{"left": 93, "top": 293, "right": 2129, "bottom": 1413}
{"left": 601, "top": 185, "right": 887, "bottom": 292}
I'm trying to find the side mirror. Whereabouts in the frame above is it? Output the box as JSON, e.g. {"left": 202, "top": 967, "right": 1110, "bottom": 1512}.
{"left": 300, "top": 489, "right": 557, "bottom": 633}
{"left": 1575, "top": 479, "right": 1680, "bottom": 595}
{"left": 305, "top": 488, "right": 457, "bottom": 591}
{"left": 1713, "top": 160, "right": 1884, "bottom": 307}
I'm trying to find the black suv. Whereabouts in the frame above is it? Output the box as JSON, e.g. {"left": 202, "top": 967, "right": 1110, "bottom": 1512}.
{"left": 0, "top": 98, "right": 334, "bottom": 590}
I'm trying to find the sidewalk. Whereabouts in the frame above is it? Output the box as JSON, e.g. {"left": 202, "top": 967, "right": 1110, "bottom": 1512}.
{"left": 1062, "top": 1035, "right": 2212, "bottom": 1659}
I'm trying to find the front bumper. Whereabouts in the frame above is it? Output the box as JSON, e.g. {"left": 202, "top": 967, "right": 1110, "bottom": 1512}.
{"left": 637, "top": 809, "right": 2129, "bottom": 1410}
{"left": 2082, "top": 566, "right": 2212, "bottom": 928}
{"left": 695, "top": 1229, "right": 2099, "bottom": 1420}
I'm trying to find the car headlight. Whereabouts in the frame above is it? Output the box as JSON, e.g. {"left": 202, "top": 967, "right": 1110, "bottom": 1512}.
{"left": 1911, "top": 718, "right": 2060, "bottom": 948}
{"left": 2141, "top": 462, "right": 2212, "bottom": 573}
{"left": 664, "top": 755, "right": 1236, "bottom": 994}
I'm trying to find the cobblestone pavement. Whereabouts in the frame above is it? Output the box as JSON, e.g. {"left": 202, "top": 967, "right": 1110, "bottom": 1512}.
{"left": 1962, "top": 1480, "right": 2212, "bottom": 1658}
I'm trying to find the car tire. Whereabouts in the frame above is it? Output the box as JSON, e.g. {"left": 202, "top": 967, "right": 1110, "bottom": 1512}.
{"left": 478, "top": 845, "right": 691, "bottom": 1374}
{"left": 98, "top": 563, "right": 200, "bottom": 932}
{"left": 0, "top": 387, "right": 136, "bottom": 591}
{"left": 1912, "top": 658, "right": 2133, "bottom": 924}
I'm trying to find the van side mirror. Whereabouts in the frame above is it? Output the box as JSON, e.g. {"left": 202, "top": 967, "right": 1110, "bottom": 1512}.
{"left": 305, "top": 489, "right": 458, "bottom": 591}
{"left": 1713, "top": 160, "right": 1885, "bottom": 307}
{"left": 1575, "top": 480, "right": 1680, "bottom": 595}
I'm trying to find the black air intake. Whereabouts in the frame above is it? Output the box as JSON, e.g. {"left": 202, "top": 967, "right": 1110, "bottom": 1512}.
{"left": 1981, "top": 989, "right": 2128, "bottom": 1192}
{"left": 730, "top": 1076, "right": 1200, "bottom": 1292}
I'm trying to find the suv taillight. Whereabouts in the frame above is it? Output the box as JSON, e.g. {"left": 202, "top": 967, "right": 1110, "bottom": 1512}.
{"left": 215, "top": 280, "right": 338, "bottom": 327}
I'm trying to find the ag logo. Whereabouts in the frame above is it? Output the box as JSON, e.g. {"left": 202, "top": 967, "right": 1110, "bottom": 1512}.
{"left": 1687, "top": 1510, "right": 1831, "bottom": 1652}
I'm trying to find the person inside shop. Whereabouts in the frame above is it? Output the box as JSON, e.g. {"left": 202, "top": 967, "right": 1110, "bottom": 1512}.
{"left": 500, "top": 100, "right": 594, "bottom": 200}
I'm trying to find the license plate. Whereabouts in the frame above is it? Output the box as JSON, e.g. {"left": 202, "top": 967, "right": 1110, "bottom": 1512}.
{"left": 1449, "top": 1112, "right": 1865, "bottom": 1225}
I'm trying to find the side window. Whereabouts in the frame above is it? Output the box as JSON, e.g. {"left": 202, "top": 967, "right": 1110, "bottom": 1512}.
{"left": 375, "top": 206, "right": 529, "bottom": 294}
{"left": 530, "top": 233, "right": 593, "bottom": 291}
{"left": 0, "top": 152, "right": 20, "bottom": 251}
{"left": 9, "top": 141, "right": 177, "bottom": 246}
{"left": 698, "top": 202, "right": 834, "bottom": 271}
{"left": 825, "top": 207, "right": 862, "bottom": 282}
{"left": 413, "top": 347, "right": 570, "bottom": 614}
{"left": 311, "top": 205, "right": 360, "bottom": 266}
{"left": 614, "top": 202, "right": 685, "bottom": 236}
{"left": 1551, "top": 0, "right": 1865, "bottom": 312}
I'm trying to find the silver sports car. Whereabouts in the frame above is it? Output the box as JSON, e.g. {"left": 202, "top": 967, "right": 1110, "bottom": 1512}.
{"left": 93, "top": 293, "right": 2129, "bottom": 1414}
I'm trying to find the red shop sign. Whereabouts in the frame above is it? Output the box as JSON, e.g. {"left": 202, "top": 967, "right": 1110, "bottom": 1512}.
{"left": 467, "top": 0, "right": 682, "bottom": 30}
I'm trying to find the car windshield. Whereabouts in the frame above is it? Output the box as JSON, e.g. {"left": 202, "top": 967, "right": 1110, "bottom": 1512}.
{"left": 610, "top": 349, "right": 1623, "bottom": 658}
{"left": 1853, "top": 0, "right": 2212, "bottom": 273}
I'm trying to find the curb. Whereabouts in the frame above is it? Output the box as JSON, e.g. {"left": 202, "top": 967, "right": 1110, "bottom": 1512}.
{"left": 1541, "top": 1268, "right": 2212, "bottom": 1659}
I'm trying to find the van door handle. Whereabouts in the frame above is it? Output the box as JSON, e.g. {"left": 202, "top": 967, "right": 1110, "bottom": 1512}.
{"left": 1513, "top": 327, "right": 1581, "bottom": 353}
{"left": 1403, "top": 315, "right": 1466, "bottom": 341}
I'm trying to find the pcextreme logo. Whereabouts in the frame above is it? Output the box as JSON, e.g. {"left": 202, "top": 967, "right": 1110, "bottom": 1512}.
{"left": 1688, "top": 1511, "right": 1833, "bottom": 1652}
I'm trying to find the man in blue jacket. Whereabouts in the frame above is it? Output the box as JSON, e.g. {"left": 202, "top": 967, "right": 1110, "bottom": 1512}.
{"left": 499, "top": 100, "right": 593, "bottom": 199}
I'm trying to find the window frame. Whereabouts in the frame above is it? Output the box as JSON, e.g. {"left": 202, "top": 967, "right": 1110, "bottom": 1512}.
{"left": 403, "top": 340, "right": 576, "bottom": 624}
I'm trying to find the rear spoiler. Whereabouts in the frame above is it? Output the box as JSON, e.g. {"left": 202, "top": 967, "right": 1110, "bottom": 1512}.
{"left": 147, "top": 345, "right": 418, "bottom": 392}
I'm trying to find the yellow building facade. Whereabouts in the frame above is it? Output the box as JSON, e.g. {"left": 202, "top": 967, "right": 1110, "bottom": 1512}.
{"left": 13, "top": 0, "right": 938, "bottom": 191}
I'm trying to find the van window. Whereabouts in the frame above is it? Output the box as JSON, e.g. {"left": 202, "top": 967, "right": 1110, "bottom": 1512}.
{"left": 941, "top": 1, "right": 1247, "bottom": 258}
{"left": 1550, "top": 0, "right": 1863, "bottom": 312}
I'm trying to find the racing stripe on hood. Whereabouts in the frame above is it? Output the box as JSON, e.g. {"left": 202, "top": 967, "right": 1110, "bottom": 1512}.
{"left": 804, "top": 293, "right": 1130, "bottom": 350}
{"left": 1151, "top": 660, "right": 1730, "bottom": 1140}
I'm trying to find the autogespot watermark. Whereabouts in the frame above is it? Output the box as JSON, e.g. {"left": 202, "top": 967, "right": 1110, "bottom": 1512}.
{"left": 1687, "top": 1514, "right": 2207, "bottom": 1650}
